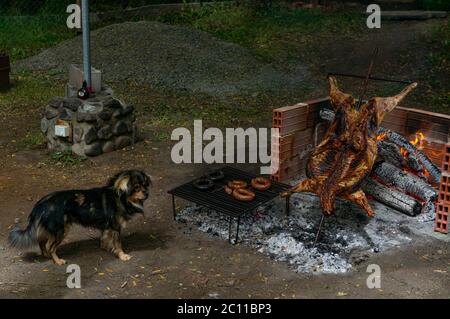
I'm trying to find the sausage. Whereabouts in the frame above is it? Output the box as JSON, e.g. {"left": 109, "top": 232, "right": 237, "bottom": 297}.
{"left": 251, "top": 177, "right": 271, "bottom": 191}
{"left": 228, "top": 180, "right": 248, "bottom": 190}
{"left": 224, "top": 185, "right": 233, "bottom": 195}
{"left": 232, "top": 188, "right": 255, "bottom": 202}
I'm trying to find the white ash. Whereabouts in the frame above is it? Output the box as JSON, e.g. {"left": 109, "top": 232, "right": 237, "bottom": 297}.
{"left": 177, "top": 181, "right": 442, "bottom": 274}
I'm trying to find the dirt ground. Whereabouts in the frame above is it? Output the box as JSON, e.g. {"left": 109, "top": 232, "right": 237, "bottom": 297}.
{"left": 0, "top": 142, "right": 449, "bottom": 299}
{"left": 0, "top": 18, "right": 449, "bottom": 298}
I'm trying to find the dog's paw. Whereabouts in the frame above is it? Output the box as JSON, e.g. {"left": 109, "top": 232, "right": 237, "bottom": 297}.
{"left": 54, "top": 258, "right": 67, "bottom": 265}
{"left": 118, "top": 252, "right": 132, "bottom": 261}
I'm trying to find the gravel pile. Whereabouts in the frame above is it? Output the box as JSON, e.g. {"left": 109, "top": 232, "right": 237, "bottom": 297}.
{"left": 15, "top": 21, "right": 309, "bottom": 96}
{"left": 177, "top": 188, "right": 441, "bottom": 274}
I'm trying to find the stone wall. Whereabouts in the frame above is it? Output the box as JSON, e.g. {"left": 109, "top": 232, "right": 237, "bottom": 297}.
{"left": 41, "top": 87, "right": 137, "bottom": 157}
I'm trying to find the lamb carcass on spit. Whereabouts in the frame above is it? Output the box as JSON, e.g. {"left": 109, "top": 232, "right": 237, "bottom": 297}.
{"left": 281, "top": 76, "right": 417, "bottom": 217}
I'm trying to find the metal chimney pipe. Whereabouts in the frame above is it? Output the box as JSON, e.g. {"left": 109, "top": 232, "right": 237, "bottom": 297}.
{"left": 81, "top": 0, "right": 91, "bottom": 90}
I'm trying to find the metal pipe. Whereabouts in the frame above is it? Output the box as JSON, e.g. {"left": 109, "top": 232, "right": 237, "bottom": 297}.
{"left": 328, "top": 72, "right": 413, "bottom": 85}
{"left": 81, "top": 0, "right": 91, "bottom": 90}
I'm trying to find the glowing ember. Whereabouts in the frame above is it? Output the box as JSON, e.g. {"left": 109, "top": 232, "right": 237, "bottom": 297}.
{"left": 376, "top": 133, "right": 386, "bottom": 141}
{"left": 400, "top": 147, "right": 409, "bottom": 157}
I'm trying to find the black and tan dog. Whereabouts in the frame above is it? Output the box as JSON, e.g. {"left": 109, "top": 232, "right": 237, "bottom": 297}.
{"left": 8, "top": 170, "right": 151, "bottom": 265}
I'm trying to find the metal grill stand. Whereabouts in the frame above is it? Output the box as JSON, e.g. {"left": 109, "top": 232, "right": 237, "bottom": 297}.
{"left": 169, "top": 166, "right": 291, "bottom": 244}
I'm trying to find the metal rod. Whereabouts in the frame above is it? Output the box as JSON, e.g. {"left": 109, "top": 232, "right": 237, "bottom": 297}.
{"left": 313, "top": 215, "right": 325, "bottom": 247}
{"left": 81, "top": 0, "right": 92, "bottom": 90}
{"left": 172, "top": 195, "right": 176, "bottom": 220}
{"left": 328, "top": 72, "right": 412, "bottom": 85}
{"left": 228, "top": 217, "right": 232, "bottom": 243}
{"left": 285, "top": 196, "right": 290, "bottom": 216}
{"left": 234, "top": 217, "right": 241, "bottom": 245}
{"left": 357, "top": 47, "right": 379, "bottom": 109}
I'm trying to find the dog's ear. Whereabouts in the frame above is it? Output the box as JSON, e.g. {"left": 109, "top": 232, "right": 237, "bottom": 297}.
{"left": 114, "top": 174, "right": 130, "bottom": 194}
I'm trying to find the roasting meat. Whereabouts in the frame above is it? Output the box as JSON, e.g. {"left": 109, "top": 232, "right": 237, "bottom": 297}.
{"left": 281, "top": 76, "right": 417, "bottom": 217}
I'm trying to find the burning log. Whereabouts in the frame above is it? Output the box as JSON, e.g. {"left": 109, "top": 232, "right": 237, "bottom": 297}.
{"left": 377, "top": 140, "right": 423, "bottom": 172}
{"left": 371, "top": 162, "right": 437, "bottom": 202}
{"left": 319, "top": 108, "right": 441, "bottom": 182}
{"left": 377, "top": 127, "right": 441, "bottom": 183}
{"left": 377, "top": 140, "right": 406, "bottom": 168}
{"left": 363, "top": 178, "right": 422, "bottom": 216}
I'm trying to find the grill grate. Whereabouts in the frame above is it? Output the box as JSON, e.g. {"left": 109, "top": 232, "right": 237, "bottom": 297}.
{"left": 168, "top": 166, "right": 291, "bottom": 243}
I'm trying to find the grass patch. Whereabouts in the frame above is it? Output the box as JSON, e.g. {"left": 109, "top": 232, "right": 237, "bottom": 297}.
{"left": 114, "top": 80, "right": 309, "bottom": 136}
{"left": 17, "top": 132, "right": 46, "bottom": 150}
{"left": 0, "top": 15, "right": 75, "bottom": 63}
{"left": 421, "top": 20, "right": 450, "bottom": 113}
{"left": 50, "top": 150, "right": 87, "bottom": 166}
{"left": 0, "top": 72, "right": 66, "bottom": 116}
{"left": 158, "top": 4, "right": 365, "bottom": 60}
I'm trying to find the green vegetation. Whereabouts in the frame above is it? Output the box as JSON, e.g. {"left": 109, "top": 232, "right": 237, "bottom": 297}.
{"left": 159, "top": 4, "right": 365, "bottom": 60}
{"left": 17, "top": 132, "right": 46, "bottom": 149}
{"left": 50, "top": 150, "right": 87, "bottom": 166}
{"left": 422, "top": 20, "right": 450, "bottom": 112}
{"left": 0, "top": 15, "right": 75, "bottom": 62}
{"left": 418, "top": 0, "right": 450, "bottom": 11}
{"left": 0, "top": 73, "right": 66, "bottom": 115}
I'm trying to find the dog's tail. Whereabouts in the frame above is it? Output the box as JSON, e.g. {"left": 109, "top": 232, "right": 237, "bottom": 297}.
{"left": 8, "top": 218, "right": 38, "bottom": 249}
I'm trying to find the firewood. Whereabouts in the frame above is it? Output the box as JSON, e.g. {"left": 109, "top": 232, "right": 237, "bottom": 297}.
{"left": 377, "top": 127, "right": 441, "bottom": 183}
{"left": 371, "top": 162, "right": 437, "bottom": 202}
{"left": 363, "top": 178, "right": 422, "bottom": 216}
{"left": 377, "top": 140, "right": 405, "bottom": 168}
{"left": 320, "top": 108, "right": 440, "bottom": 182}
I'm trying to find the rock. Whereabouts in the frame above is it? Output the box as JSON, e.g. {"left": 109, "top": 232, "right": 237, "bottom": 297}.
{"left": 49, "top": 97, "right": 63, "bottom": 108}
{"left": 77, "top": 111, "right": 97, "bottom": 122}
{"left": 113, "top": 105, "right": 134, "bottom": 118}
{"left": 121, "top": 105, "right": 134, "bottom": 117}
{"left": 104, "top": 98, "right": 122, "bottom": 109}
{"left": 85, "top": 141, "right": 103, "bottom": 156}
{"left": 80, "top": 102, "right": 101, "bottom": 113}
{"left": 73, "top": 126, "right": 83, "bottom": 143}
{"left": 115, "top": 136, "right": 132, "bottom": 149}
{"left": 84, "top": 127, "right": 98, "bottom": 145}
{"left": 97, "top": 125, "right": 112, "bottom": 140}
{"left": 58, "top": 109, "right": 72, "bottom": 121}
{"left": 102, "top": 141, "right": 115, "bottom": 153}
{"left": 113, "top": 121, "right": 129, "bottom": 136}
{"left": 98, "top": 109, "right": 112, "bottom": 121}
{"left": 62, "top": 98, "right": 82, "bottom": 111}
{"left": 40, "top": 118, "right": 49, "bottom": 133}
{"left": 44, "top": 107, "right": 58, "bottom": 119}
{"left": 71, "top": 143, "right": 84, "bottom": 156}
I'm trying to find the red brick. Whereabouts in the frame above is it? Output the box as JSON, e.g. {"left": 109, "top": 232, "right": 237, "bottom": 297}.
{"left": 435, "top": 202, "right": 449, "bottom": 234}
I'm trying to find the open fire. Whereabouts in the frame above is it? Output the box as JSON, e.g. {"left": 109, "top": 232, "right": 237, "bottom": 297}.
{"left": 272, "top": 87, "right": 449, "bottom": 221}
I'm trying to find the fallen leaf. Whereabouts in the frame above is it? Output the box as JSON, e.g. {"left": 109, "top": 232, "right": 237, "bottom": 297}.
{"left": 434, "top": 269, "right": 447, "bottom": 273}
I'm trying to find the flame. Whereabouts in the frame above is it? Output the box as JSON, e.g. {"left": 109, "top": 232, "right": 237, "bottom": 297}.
{"left": 410, "top": 131, "right": 425, "bottom": 149}
{"left": 376, "top": 133, "right": 386, "bottom": 141}
{"left": 399, "top": 131, "right": 425, "bottom": 158}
